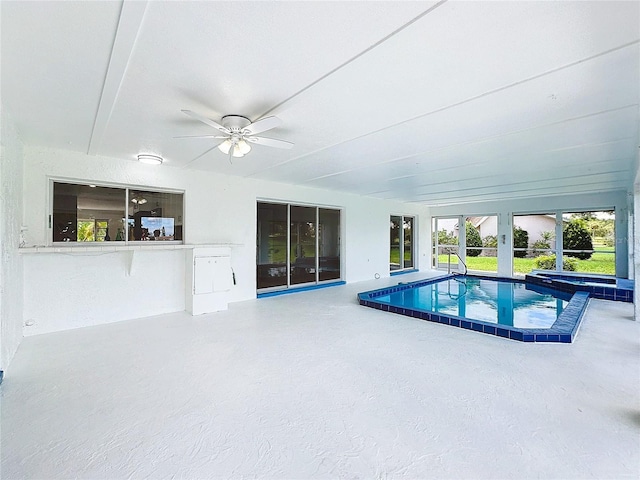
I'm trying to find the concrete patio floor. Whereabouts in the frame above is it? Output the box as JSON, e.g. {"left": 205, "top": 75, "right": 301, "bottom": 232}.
{"left": 2, "top": 272, "right": 638, "bottom": 479}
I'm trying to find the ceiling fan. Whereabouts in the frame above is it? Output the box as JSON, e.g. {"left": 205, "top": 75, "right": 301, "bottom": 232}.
{"left": 178, "top": 110, "right": 293, "bottom": 164}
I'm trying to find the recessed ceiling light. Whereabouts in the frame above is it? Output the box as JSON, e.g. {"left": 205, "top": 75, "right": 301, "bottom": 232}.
{"left": 137, "top": 154, "right": 163, "bottom": 165}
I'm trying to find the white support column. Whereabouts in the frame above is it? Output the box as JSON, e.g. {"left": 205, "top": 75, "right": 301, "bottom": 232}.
{"left": 628, "top": 192, "right": 634, "bottom": 280}
{"left": 497, "top": 211, "right": 512, "bottom": 277}
{"left": 634, "top": 185, "right": 639, "bottom": 320}
{"left": 555, "top": 211, "right": 563, "bottom": 271}
{"left": 457, "top": 215, "right": 466, "bottom": 273}
{"left": 615, "top": 205, "right": 628, "bottom": 279}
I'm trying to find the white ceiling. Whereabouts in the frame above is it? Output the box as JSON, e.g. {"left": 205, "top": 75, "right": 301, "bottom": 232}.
{"left": 2, "top": 0, "right": 639, "bottom": 206}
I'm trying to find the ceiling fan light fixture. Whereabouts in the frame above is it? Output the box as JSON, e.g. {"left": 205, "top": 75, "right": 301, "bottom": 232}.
{"left": 137, "top": 154, "right": 163, "bottom": 165}
{"left": 130, "top": 193, "right": 148, "bottom": 205}
{"left": 232, "top": 145, "right": 245, "bottom": 158}
{"left": 218, "top": 139, "right": 233, "bottom": 155}
{"left": 181, "top": 110, "right": 293, "bottom": 164}
{"left": 237, "top": 139, "right": 251, "bottom": 155}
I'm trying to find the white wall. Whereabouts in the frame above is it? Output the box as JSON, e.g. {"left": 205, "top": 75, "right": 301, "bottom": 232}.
{"left": 512, "top": 215, "right": 557, "bottom": 246}
{"left": 431, "top": 191, "right": 630, "bottom": 278}
{"left": 21, "top": 147, "right": 428, "bottom": 335}
{"left": 0, "top": 107, "right": 25, "bottom": 371}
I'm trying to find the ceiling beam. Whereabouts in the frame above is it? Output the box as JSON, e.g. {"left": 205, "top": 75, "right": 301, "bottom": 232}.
{"left": 87, "top": 0, "right": 148, "bottom": 155}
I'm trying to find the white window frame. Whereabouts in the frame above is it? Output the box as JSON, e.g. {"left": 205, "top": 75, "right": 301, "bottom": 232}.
{"left": 49, "top": 178, "right": 185, "bottom": 246}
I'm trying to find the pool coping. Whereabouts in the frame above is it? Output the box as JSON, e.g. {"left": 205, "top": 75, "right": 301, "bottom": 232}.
{"left": 357, "top": 274, "right": 590, "bottom": 343}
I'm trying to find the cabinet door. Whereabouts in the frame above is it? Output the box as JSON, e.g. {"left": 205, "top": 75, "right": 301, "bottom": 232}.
{"left": 194, "top": 256, "right": 232, "bottom": 294}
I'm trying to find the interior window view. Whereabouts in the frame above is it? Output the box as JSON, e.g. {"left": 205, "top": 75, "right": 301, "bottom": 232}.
{"left": 52, "top": 182, "right": 184, "bottom": 243}
{"left": 432, "top": 212, "right": 617, "bottom": 277}
{"left": 512, "top": 213, "right": 558, "bottom": 276}
{"left": 432, "top": 216, "right": 499, "bottom": 274}
{"left": 512, "top": 210, "right": 615, "bottom": 276}
{"left": 256, "top": 202, "right": 341, "bottom": 291}
{"left": 464, "top": 216, "right": 498, "bottom": 274}
{"left": 561, "top": 211, "right": 615, "bottom": 275}
{"left": 389, "top": 215, "right": 414, "bottom": 271}
{"left": 432, "top": 217, "right": 459, "bottom": 271}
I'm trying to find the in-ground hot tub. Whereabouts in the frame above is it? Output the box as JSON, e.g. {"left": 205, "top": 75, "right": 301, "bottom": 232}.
{"left": 525, "top": 271, "right": 633, "bottom": 303}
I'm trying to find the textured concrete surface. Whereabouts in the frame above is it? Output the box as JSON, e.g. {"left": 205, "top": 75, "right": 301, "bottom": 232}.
{"left": 2, "top": 273, "right": 638, "bottom": 479}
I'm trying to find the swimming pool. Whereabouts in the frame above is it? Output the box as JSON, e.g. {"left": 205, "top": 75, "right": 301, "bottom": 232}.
{"left": 358, "top": 274, "right": 590, "bottom": 343}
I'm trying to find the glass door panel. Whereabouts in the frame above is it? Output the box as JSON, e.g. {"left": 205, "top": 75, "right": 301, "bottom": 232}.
{"left": 465, "top": 216, "right": 498, "bottom": 273}
{"left": 319, "top": 208, "right": 341, "bottom": 281}
{"left": 432, "top": 217, "right": 459, "bottom": 270}
{"left": 290, "top": 206, "right": 317, "bottom": 285}
{"left": 403, "top": 217, "right": 414, "bottom": 269}
{"left": 512, "top": 213, "right": 556, "bottom": 276}
{"left": 562, "top": 210, "right": 615, "bottom": 275}
{"left": 257, "top": 203, "right": 288, "bottom": 289}
{"left": 390, "top": 216, "right": 402, "bottom": 271}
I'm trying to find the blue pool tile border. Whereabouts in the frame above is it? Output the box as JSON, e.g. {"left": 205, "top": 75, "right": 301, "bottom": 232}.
{"left": 357, "top": 274, "right": 590, "bottom": 343}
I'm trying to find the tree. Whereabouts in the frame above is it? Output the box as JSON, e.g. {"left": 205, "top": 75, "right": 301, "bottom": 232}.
{"left": 563, "top": 219, "right": 593, "bottom": 259}
{"left": 465, "top": 221, "right": 482, "bottom": 257}
{"left": 513, "top": 226, "right": 529, "bottom": 258}
{"left": 532, "top": 230, "right": 553, "bottom": 254}
{"left": 481, "top": 235, "right": 497, "bottom": 257}
{"left": 437, "top": 229, "right": 457, "bottom": 246}
{"left": 571, "top": 212, "right": 596, "bottom": 221}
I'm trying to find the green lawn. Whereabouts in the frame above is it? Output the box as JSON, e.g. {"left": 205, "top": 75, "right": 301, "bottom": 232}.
{"left": 465, "top": 256, "right": 497, "bottom": 272}
{"left": 390, "top": 246, "right": 413, "bottom": 266}
{"left": 438, "top": 249, "right": 615, "bottom": 275}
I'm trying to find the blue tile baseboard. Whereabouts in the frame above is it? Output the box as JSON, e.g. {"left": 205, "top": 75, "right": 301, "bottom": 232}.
{"left": 258, "top": 281, "right": 346, "bottom": 298}
{"left": 390, "top": 269, "right": 419, "bottom": 276}
{"left": 358, "top": 274, "right": 589, "bottom": 343}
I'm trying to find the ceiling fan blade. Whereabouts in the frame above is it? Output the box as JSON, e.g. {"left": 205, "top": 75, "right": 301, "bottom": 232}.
{"left": 246, "top": 136, "right": 294, "bottom": 149}
{"left": 173, "top": 134, "right": 228, "bottom": 139}
{"left": 181, "top": 110, "right": 230, "bottom": 134}
{"left": 181, "top": 141, "right": 225, "bottom": 168}
{"left": 244, "top": 116, "right": 282, "bottom": 135}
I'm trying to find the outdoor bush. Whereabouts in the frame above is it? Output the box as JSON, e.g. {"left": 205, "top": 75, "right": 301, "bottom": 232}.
{"left": 481, "top": 235, "right": 497, "bottom": 257}
{"left": 437, "top": 229, "right": 457, "bottom": 246}
{"left": 534, "top": 254, "right": 577, "bottom": 271}
{"left": 482, "top": 235, "right": 497, "bottom": 248}
{"left": 531, "top": 239, "right": 551, "bottom": 254}
{"left": 465, "top": 221, "right": 482, "bottom": 257}
{"left": 563, "top": 220, "right": 593, "bottom": 259}
{"left": 603, "top": 234, "right": 614, "bottom": 247}
{"left": 513, "top": 226, "right": 529, "bottom": 258}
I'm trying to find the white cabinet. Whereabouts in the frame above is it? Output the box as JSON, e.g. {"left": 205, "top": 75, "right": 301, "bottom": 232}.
{"left": 186, "top": 246, "right": 233, "bottom": 315}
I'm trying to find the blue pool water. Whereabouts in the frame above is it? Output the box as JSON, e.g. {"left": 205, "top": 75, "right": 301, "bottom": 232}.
{"left": 358, "top": 274, "right": 590, "bottom": 343}
{"left": 374, "top": 277, "right": 569, "bottom": 329}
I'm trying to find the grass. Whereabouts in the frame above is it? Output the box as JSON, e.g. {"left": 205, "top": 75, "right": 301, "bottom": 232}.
{"left": 438, "top": 248, "right": 615, "bottom": 276}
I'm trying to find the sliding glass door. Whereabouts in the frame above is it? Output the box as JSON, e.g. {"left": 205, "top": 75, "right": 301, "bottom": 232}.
{"left": 390, "top": 215, "right": 415, "bottom": 272}
{"left": 432, "top": 217, "right": 460, "bottom": 271}
{"left": 319, "top": 208, "right": 341, "bottom": 281}
{"left": 256, "top": 203, "right": 288, "bottom": 289}
{"left": 290, "top": 206, "right": 317, "bottom": 285}
{"left": 257, "top": 202, "right": 341, "bottom": 292}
